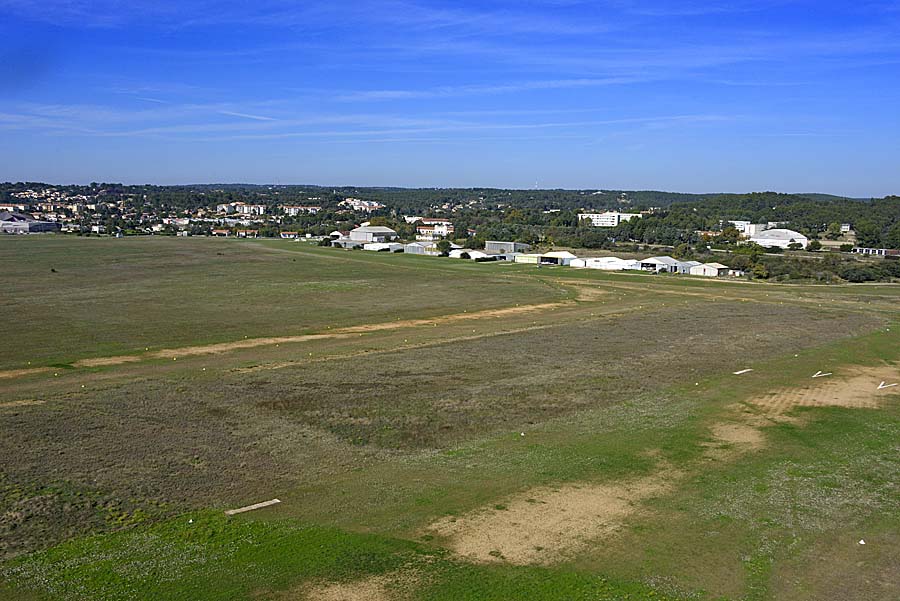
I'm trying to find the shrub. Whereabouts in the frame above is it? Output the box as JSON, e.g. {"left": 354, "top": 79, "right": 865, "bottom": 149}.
{"left": 839, "top": 265, "right": 880, "bottom": 282}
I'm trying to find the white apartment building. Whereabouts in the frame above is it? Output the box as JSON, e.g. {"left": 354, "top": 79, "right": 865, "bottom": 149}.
{"left": 579, "top": 211, "right": 641, "bottom": 227}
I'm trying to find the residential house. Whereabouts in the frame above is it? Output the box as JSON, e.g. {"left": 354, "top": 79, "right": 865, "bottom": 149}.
{"left": 281, "top": 205, "right": 322, "bottom": 216}
{"left": 234, "top": 203, "right": 266, "bottom": 216}
{"left": 852, "top": 247, "right": 900, "bottom": 257}
{"left": 416, "top": 221, "right": 455, "bottom": 241}
{"left": 340, "top": 198, "right": 384, "bottom": 212}
{"left": 727, "top": 221, "right": 768, "bottom": 238}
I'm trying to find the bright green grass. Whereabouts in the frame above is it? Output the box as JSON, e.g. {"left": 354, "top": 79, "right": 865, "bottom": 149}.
{"left": 0, "top": 511, "right": 420, "bottom": 600}
{"left": 0, "top": 511, "right": 695, "bottom": 601}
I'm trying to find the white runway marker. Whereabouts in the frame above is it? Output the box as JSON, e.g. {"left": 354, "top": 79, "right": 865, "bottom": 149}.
{"left": 812, "top": 371, "right": 832, "bottom": 378}
{"left": 733, "top": 369, "right": 753, "bottom": 375}
{"left": 877, "top": 381, "right": 897, "bottom": 390}
{"left": 224, "top": 498, "right": 281, "bottom": 516}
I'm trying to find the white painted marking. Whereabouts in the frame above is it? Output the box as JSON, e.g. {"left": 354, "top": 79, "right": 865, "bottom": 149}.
{"left": 224, "top": 498, "right": 281, "bottom": 516}
{"left": 733, "top": 369, "right": 753, "bottom": 375}
{"left": 877, "top": 381, "right": 897, "bottom": 390}
{"left": 812, "top": 371, "right": 832, "bottom": 378}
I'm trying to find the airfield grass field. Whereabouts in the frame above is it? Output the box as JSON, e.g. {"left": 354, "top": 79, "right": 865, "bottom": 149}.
{"left": 1, "top": 236, "right": 898, "bottom": 600}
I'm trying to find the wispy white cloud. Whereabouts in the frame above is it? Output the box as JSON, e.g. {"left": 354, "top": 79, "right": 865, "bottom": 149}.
{"left": 216, "top": 110, "right": 278, "bottom": 121}
{"left": 337, "top": 76, "right": 650, "bottom": 101}
{"left": 176, "top": 113, "right": 731, "bottom": 142}
{"left": 0, "top": 96, "right": 731, "bottom": 144}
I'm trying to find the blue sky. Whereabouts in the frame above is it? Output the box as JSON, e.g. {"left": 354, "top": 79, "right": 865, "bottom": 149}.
{"left": 1, "top": 0, "right": 898, "bottom": 195}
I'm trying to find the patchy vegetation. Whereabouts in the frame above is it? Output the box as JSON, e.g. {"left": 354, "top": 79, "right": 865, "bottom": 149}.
{"left": 1, "top": 237, "right": 899, "bottom": 600}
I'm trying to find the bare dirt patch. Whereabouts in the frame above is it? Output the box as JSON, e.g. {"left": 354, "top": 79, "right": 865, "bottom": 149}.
{"left": 0, "top": 367, "right": 51, "bottom": 380}
{"left": 427, "top": 467, "right": 679, "bottom": 565}
{"left": 297, "top": 569, "right": 418, "bottom": 601}
{"left": 301, "top": 576, "right": 391, "bottom": 601}
{"left": 702, "top": 422, "right": 767, "bottom": 461}
{"left": 0, "top": 399, "right": 46, "bottom": 409}
{"left": 747, "top": 366, "right": 898, "bottom": 418}
{"left": 336, "top": 301, "right": 571, "bottom": 334}
{"left": 566, "top": 284, "right": 610, "bottom": 302}
{"left": 73, "top": 355, "right": 142, "bottom": 368}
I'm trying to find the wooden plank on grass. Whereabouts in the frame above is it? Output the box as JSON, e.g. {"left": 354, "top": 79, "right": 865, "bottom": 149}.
{"left": 225, "top": 498, "right": 281, "bottom": 516}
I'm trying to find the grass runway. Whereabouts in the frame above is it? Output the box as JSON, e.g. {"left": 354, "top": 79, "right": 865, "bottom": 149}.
{"left": 1, "top": 237, "right": 898, "bottom": 600}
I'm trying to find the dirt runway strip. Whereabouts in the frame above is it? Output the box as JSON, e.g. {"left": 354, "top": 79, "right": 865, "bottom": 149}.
{"left": 0, "top": 301, "right": 571, "bottom": 381}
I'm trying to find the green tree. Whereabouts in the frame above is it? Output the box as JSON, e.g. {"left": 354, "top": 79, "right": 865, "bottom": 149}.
{"left": 752, "top": 263, "right": 769, "bottom": 279}
{"left": 855, "top": 220, "right": 882, "bottom": 247}
{"left": 716, "top": 226, "right": 741, "bottom": 245}
{"left": 672, "top": 243, "right": 694, "bottom": 259}
{"left": 825, "top": 222, "right": 842, "bottom": 240}
{"left": 807, "top": 239, "right": 822, "bottom": 251}
{"left": 885, "top": 223, "right": 900, "bottom": 249}
{"left": 436, "top": 240, "right": 451, "bottom": 255}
